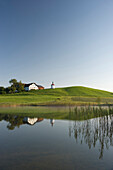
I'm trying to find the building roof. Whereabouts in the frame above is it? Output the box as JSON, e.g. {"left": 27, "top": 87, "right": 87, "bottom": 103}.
{"left": 51, "top": 82, "right": 55, "bottom": 85}
{"left": 24, "top": 83, "right": 44, "bottom": 88}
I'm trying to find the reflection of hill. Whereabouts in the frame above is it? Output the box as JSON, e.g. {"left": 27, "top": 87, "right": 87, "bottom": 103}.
{"left": 69, "top": 115, "right": 113, "bottom": 159}
{"left": 0, "top": 114, "right": 43, "bottom": 130}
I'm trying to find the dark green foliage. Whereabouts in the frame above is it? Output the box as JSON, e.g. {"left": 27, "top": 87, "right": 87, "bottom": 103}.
{"left": 5, "top": 87, "right": 11, "bottom": 94}
{"left": 0, "top": 87, "right": 6, "bottom": 94}
{"left": 16, "top": 81, "right": 25, "bottom": 92}
{"left": 10, "top": 85, "right": 16, "bottom": 93}
{"left": 9, "top": 79, "right": 18, "bottom": 93}
{"left": 9, "top": 79, "right": 25, "bottom": 93}
{"left": 9, "top": 79, "right": 17, "bottom": 86}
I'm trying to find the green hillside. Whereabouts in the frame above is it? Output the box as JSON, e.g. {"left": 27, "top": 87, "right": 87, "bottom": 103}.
{"left": 63, "top": 86, "right": 113, "bottom": 97}
{"left": 27, "top": 86, "right": 113, "bottom": 97}
{"left": 0, "top": 86, "right": 113, "bottom": 106}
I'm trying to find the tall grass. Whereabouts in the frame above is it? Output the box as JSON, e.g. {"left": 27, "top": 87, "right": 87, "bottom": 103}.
{"left": 68, "top": 105, "right": 113, "bottom": 120}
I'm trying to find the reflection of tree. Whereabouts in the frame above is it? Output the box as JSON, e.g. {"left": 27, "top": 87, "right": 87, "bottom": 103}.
{"left": 0, "top": 114, "right": 22, "bottom": 130}
{"left": 0, "top": 114, "right": 43, "bottom": 130}
{"left": 69, "top": 115, "right": 113, "bottom": 159}
{"left": 6, "top": 115, "right": 24, "bottom": 130}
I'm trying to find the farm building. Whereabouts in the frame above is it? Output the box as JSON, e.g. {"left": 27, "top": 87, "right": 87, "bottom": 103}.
{"left": 24, "top": 83, "right": 44, "bottom": 91}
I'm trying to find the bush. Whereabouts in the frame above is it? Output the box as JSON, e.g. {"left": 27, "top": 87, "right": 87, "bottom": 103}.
{"left": 0, "top": 87, "right": 6, "bottom": 94}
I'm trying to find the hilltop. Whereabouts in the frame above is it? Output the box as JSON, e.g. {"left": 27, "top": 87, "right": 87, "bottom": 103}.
{"left": 25, "top": 86, "right": 113, "bottom": 97}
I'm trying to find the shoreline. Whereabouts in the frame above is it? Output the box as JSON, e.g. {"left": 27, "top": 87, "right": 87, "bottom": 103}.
{"left": 0, "top": 103, "right": 113, "bottom": 108}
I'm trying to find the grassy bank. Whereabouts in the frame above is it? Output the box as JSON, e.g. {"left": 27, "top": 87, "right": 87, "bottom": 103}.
{"left": 0, "top": 86, "right": 113, "bottom": 106}
{"left": 0, "top": 105, "right": 113, "bottom": 121}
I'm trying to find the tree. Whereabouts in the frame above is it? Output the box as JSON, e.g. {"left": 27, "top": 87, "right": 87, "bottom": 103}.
{"left": 5, "top": 87, "right": 11, "bottom": 94}
{"left": 9, "top": 79, "right": 17, "bottom": 86}
{"left": 11, "top": 85, "right": 16, "bottom": 93}
{"left": 17, "top": 81, "right": 25, "bottom": 92}
{"left": 0, "top": 87, "right": 6, "bottom": 94}
{"left": 9, "top": 79, "right": 17, "bottom": 93}
{"left": 9, "top": 79, "right": 25, "bottom": 93}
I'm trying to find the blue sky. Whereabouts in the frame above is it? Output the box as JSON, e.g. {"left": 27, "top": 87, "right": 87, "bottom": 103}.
{"left": 0, "top": 0, "right": 113, "bottom": 91}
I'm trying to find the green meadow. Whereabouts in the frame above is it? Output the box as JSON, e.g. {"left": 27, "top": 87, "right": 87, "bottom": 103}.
{"left": 0, "top": 86, "right": 113, "bottom": 106}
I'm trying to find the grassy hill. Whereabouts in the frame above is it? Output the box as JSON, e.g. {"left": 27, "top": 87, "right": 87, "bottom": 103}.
{"left": 0, "top": 86, "right": 113, "bottom": 106}
{"left": 30, "top": 86, "right": 113, "bottom": 97}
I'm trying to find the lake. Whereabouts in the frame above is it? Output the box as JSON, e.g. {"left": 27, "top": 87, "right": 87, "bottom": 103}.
{"left": 0, "top": 106, "right": 113, "bottom": 170}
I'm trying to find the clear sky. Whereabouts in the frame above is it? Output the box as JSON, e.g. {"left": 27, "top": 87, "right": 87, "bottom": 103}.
{"left": 0, "top": 0, "right": 113, "bottom": 91}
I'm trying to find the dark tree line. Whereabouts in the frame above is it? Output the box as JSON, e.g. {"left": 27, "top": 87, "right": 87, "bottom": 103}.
{"left": 0, "top": 79, "right": 25, "bottom": 94}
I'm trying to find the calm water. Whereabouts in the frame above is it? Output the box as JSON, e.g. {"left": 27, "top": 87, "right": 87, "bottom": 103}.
{"left": 0, "top": 108, "right": 113, "bottom": 170}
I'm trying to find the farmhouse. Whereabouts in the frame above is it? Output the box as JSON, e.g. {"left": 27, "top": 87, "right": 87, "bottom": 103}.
{"left": 24, "top": 83, "right": 44, "bottom": 91}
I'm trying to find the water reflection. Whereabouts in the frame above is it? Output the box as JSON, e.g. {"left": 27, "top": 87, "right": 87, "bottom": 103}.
{"left": 69, "top": 115, "right": 113, "bottom": 159}
{"left": 0, "top": 114, "right": 56, "bottom": 129}
{"left": 23, "top": 117, "right": 43, "bottom": 125}
{"left": 0, "top": 113, "right": 113, "bottom": 159}
{"left": 50, "top": 119, "right": 55, "bottom": 126}
{"left": 0, "top": 114, "right": 44, "bottom": 130}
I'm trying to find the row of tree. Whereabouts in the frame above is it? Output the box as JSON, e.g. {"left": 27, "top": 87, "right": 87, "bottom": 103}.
{"left": 0, "top": 79, "right": 25, "bottom": 94}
